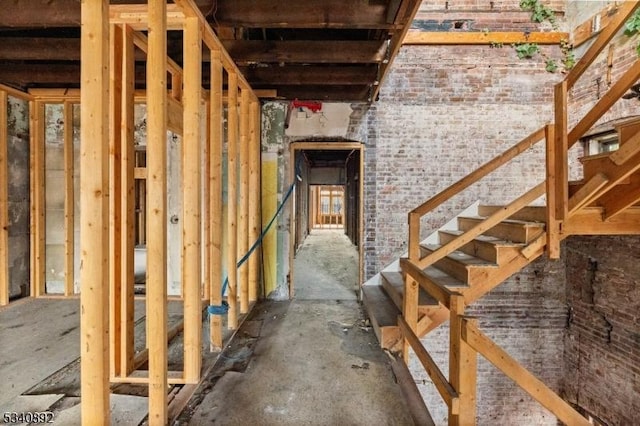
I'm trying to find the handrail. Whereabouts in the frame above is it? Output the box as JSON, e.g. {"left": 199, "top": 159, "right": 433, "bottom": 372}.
{"left": 415, "top": 182, "right": 546, "bottom": 270}
{"left": 565, "top": 1, "right": 640, "bottom": 89}
{"left": 408, "top": 127, "right": 546, "bottom": 260}
{"left": 400, "top": 257, "right": 454, "bottom": 307}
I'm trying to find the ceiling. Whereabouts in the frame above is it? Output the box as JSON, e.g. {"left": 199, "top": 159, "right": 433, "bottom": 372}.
{"left": 0, "top": 0, "right": 422, "bottom": 102}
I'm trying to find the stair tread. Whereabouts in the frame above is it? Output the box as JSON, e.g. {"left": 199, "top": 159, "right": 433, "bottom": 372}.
{"left": 362, "top": 283, "right": 400, "bottom": 327}
{"left": 437, "top": 229, "right": 526, "bottom": 247}
{"left": 459, "top": 215, "right": 545, "bottom": 226}
{"left": 381, "top": 271, "right": 438, "bottom": 306}
{"left": 423, "top": 266, "right": 469, "bottom": 288}
{"left": 421, "top": 244, "right": 498, "bottom": 267}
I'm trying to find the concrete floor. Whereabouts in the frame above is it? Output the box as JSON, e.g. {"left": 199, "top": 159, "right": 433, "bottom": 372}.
{"left": 178, "top": 229, "right": 415, "bottom": 425}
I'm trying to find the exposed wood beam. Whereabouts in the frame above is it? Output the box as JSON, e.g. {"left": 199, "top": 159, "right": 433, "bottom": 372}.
{"left": 599, "top": 173, "right": 640, "bottom": 220}
{"left": 572, "top": 3, "right": 626, "bottom": 48}
{"left": 268, "top": 85, "right": 371, "bottom": 102}
{"left": 0, "top": 0, "right": 213, "bottom": 27}
{"left": 240, "top": 65, "right": 377, "bottom": 86}
{"left": 222, "top": 40, "right": 387, "bottom": 64}
{"left": 564, "top": 207, "right": 640, "bottom": 235}
{"left": 213, "top": 0, "right": 395, "bottom": 29}
{"left": 403, "top": 31, "right": 569, "bottom": 45}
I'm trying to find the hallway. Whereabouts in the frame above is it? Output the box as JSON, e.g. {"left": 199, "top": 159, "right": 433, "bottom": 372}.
{"left": 177, "top": 229, "right": 416, "bottom": 425}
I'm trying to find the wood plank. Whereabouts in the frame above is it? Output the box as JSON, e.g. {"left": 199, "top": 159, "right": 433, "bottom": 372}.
{"left": 121, "top": 24, "right": 136, "bottom": 378}
{"left": 416, "top": 183, "right": 545, "bottom": 270}
{"left": 573, "top": 3, "right": 629, "bottom": 48}
{"left": 223, "top": 40, "right": 386, "bottom": 65}
{"left": 79, "top": 0, "right": 110, "bottom": 423}
{"left": 109, "top": 4, "right": 185, "bottom": 30}
{"left": 0, "top": 84, "right": 32, "bottom": 100}
{"left": 109, "top": 24, "right": 124, "bottom": 378}
{"left": 401, "top": 274, "right": 419, "bottom": 363}
{"left": 147, "top": 0, "right": 169, "bottom": 423}
{"left": 566, "top": 1, "right": 640, "bottom": 88}
{"left": 403, "top": 31, "right": 568, "bottom": 45}
{"left": 182, "top": 16, "right": 203, "bottom": 385}
{"left": 209, "top": 48, "right": 223, "bottom": 351}
{"left": 167, "top": 96, "right": 183, "bottom": 135}
{"left": 63, "top": 102, "right": 75, "bottom": 297}
{"left": 239, "top": 65, "right": 377, "bottom": 85}
{"left": 569, "top": 60, "right": 640, "bottom": 147}
{"left": 0, "top": 90, "right": 7, "bottom": 306}
{"left": 462, "top": 319, "right": 590, "bottom": 426}
{"left": 611, "top": 129, "right": 640, "bottom": 165}
{"left": 398, "top": 316, "right": 460, "bottom": 414}
{"left": 449, "top": 296, "right": 476, "bottom": 425}
{"left": 212, "top": 0, "right": 394, "bottom": 29}
{"left": 546, "top": 119, "right": 561, "bottom": 259}
{"left": 263, "top": 85, "right": 370, "bottom": 102}
{"left": 553, "top": 83, "right": 568, "bottom": 222}
{"left": 248, "top": 100, "right": 260, "bottom": 303}
{"left": 238, "top": 88, "right": 250, "bottom": 314}
{"left": 599, "top": 172, "right": 640, "bottom": 220}
{"left": 400, "top": 257, "right": 453, "bottom": 308}
{"left": 30, "top": 101, "right": 45, "bottom": 297}
{"left": 226, "top": 72, "right": 239, "bottom": 330}
{"left": 565, "top": 207, "right": 640, "bottom": 234}
{"left": 568, "top": 172, "right": 609, "bottom": 214}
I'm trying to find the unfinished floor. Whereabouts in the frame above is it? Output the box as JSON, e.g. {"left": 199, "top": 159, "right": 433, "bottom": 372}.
{"left": 0, "top": 229, "right": 416, "bottom": 424}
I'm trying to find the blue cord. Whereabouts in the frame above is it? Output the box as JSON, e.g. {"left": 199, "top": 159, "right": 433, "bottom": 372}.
{"left": 208, "top": 180, "right": 297, "bottom": 315}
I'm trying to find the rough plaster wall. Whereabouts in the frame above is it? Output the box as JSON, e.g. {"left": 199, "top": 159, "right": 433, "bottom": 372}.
{"left": 563, "top": 236, "right": 640, "bottom": 425}
{"left": 7, "top": 95, "right": 30, "bottom": 298}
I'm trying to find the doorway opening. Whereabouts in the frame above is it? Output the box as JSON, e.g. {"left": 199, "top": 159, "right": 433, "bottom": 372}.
{"left": 289, "top": 142, "right": 364, "bottom": 300}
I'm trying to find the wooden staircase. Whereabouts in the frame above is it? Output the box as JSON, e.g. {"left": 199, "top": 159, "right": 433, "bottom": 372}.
{"left": 362, "top": 3, "right": 640, "bottom": 424}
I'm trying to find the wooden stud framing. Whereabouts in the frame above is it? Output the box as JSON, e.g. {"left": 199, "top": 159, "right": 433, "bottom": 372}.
{"left": 401, "top": 274, "right": 419, "bottom": 363}
{"left": 30, "top": 101, "right": 45, "bottom": 297}
{"left": 109, "top": 23, "right": 125, "bottom": 378}
{"left": 0, "top": 90, "right": 7, "bottom": 306}
{"left": 227, "top": 71, "right": 239, "bottom": 329}
{"left": 209, "top": 48, "right": 223, "bottom": 350}
{"left": 79, "top": 0, "right": 111, "bottom": 422}
{"left": 404, "top": 31, "right": 568, "bottom": 45}
{"left": 449, "top": 294, "right": 476, "bottom": 426}
{"left": 182, "top": 15, "right": 203, "bottom": 384}
{"left": 147, "top": 0, "right": 169, "bottom": 423}
{"left": 121, "top": 24, "right": 136, "bottom": 378}
{"left": 63, "top": 101, "right": 74, "bottom": 296}
{"left": 248, "top": 100, "right": 260, "bottom": 303}
{"left": 238, "top": 88, "right": 250, "bottom": 313}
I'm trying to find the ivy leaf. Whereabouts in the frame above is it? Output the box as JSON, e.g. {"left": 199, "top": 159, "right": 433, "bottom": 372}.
{"left": 545, "top": 59, "right": 558, "bottom": 73}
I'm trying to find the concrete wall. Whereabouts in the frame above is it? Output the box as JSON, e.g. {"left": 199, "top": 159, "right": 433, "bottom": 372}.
{"left": 6, "top": 95, "right": 30, "bottom": 298}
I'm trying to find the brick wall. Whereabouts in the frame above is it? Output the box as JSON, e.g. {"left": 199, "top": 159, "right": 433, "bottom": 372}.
{"left": 563, "top": 236, "right": 640, "bottom": 425}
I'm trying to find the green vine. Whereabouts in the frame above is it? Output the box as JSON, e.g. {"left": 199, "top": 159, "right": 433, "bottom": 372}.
{"left": 624, "top": 8, "right": 640, "bottom": 56}
{"left": 511, "top": 0, "right": 574, "bottom": 73}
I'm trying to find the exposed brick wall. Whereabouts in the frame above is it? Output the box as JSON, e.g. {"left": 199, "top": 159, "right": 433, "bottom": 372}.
{"left": 563, "top": 236, "right": 640, "bottom": 425}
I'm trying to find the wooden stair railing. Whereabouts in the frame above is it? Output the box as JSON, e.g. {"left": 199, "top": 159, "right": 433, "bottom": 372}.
{"left": 395, "top": 3, "right": 640, "bottom": 424}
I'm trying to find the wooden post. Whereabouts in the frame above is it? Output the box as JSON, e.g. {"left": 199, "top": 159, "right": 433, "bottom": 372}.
{"left": 109, "top": 23, "right": 124, "bottom": 378}
{"left": 183, "top": 16, "right": 203, "bottom": 384}
{"left": 0, "top": 90, "right": 7, "bottom": 306}
{"left": 80, "top": 0, "right": 111, "bottom": 422}
{"left": 248, "top": 100, "right": 260, "bottom": 303}
{"left": 449, "top": 294, "right": 477, "bottom": 426}
{"left": 545, "top": 123, "right": 560, "bottom": 259}
{"left": 147, "top": 0, "right": 169, "bottom": 423}
{"left": 402, "top": 274, "right": 419, "bottom": 363}
{"left": 121, "top": 24, "right": 136, "bottom": 377}
{"left": 227, "top": 72, "right": 239, "bottom": 329}
{"left": 209, "top": 48, "right": 223, "bottom": 350}
{"left": 63, "top": 101, "right": 75, "bottom": 297}
{"left": 238, "top": 88, "right": 250, "bottom": 313}
{"left": 30, "top": 101, "right": 45, "bottom": 297}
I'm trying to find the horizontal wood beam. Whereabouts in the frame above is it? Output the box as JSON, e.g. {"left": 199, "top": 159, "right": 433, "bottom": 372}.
{"left": 0, "top": 0, "right": 212, "bottom": 27}
{"left": 213, "top": 0, "right": 396, "bottom": 29}
{"left": 564, "top": 207, "right": 640, "bottom": 235}
{"left": 268, "top": 85, "right": 371, "bottom": 101}
{"left": 403, "top": 31, "right": 569, "bottom": 45}
{"left": 223, "top": 40, "right": 387, "bottom": 65}
{"left": 240, "top": 65, "right": 377, "bottom": 86}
